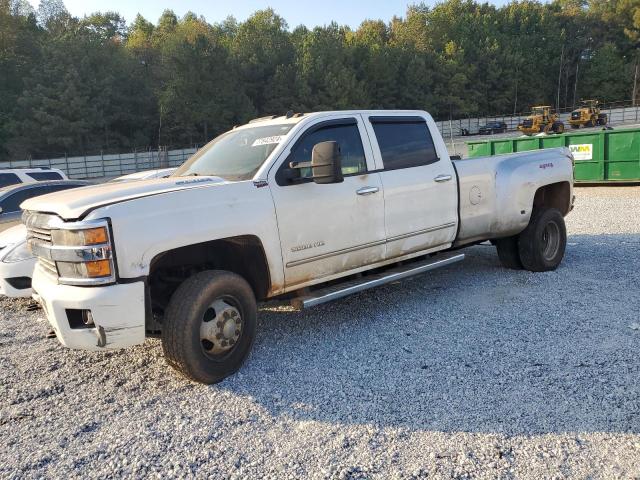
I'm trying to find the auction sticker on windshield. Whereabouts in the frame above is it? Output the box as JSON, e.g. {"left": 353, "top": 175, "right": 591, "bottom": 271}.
{"left": 252, "top": 136, "right": 283, "bottom": 147}
{"left": 569, "top": 144, "right": 593, "bottom": 161}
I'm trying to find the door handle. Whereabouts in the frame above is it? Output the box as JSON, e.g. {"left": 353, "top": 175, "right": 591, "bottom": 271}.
{"left": 356, "top": 186, "right": 379, "bottom": 196}
{"left": 434, "top": 174, "right": 453, "bottom": 183}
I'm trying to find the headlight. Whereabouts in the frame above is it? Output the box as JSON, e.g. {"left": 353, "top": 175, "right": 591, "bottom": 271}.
{"left": 51, "top": 227, "right": 108, "bottom": 246}
{"left": 45, "top": 220, "right": 115, "bottom": 285}
{"left": 3, "top": 242, "right": 34, "bottom": 263}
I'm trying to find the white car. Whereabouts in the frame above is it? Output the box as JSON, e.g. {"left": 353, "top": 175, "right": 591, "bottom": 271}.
{"left": 0, "top": 168, "right": 67, "bottom": 188}
{"left": 0, "top": 224, "right": 35, "bottom": 298}
{"left": 0, "top": 180, "right": 91, "bottom": 233}
{"left": 109, "top": 168, "right": 177, "bottom": 183}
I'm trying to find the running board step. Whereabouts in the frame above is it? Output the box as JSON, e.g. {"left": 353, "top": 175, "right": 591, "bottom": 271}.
{"left": 291, "top": 253, "right": 465, "bottom": 309}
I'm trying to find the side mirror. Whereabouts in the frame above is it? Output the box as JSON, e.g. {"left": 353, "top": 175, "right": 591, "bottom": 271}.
{"left": 310, "top": 141, "right": 343, "bottom": 184}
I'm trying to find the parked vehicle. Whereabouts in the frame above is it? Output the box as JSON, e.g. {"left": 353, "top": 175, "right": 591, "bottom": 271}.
{"left": 478, "top": 121, "right": 507, "bottom": 135}
{"left": 110, "top": 168, "right": 177, "bottom": 183}
{"left": 0, "top": 180, "right": 91, "bottom": 233}
{"left": 0, "top": 225, "right": 35, "bottom": 297}
{"left": 23, "top": 110, "right": 574, "bottom": 384}
{"left": 518, "top": 106, "right": 565, "bottom": 135}
{"left": 569, "top": 99, "right": 608, "bottom": 129}
{"left": 0, "top": 168, "right": 67, "bottom": 188}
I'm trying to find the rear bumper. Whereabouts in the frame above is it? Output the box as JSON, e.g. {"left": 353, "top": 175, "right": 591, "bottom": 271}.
{"left": 32, "top": 265, "right": 146, "bottom": 351}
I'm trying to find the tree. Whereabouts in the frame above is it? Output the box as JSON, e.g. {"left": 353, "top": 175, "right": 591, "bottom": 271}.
{"left": 231, "top": 9, "right": 294, "bottom": 114}
{"left": 1, "top": 0, "right": 639, "bottom": 161}
{"left": 0, "top": 0, "right": 40, "bottom": 159}
{"left": 579, "top": 43, "right": 633, "bottom": 101}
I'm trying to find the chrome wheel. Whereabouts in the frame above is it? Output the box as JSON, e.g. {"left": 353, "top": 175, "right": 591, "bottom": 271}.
{"left": 200, "top": 298, "right": 243, "bottom": 358}
{"left": 541, "top": 222, "right": 560, "bottom": 261}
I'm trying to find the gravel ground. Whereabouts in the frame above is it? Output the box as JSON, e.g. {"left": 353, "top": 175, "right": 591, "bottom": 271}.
{"left": 1, "top": 186, "right": 639, "bottom": 479}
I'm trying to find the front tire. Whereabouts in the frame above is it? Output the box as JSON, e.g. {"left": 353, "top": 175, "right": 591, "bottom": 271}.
{"left": 162, "top": 270, "right": 257, "bottom": 384}
{"left": 518, "top": 208, "right": 567, "bottom": 272}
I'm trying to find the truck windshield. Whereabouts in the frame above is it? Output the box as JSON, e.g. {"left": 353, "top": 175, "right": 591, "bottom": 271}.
{"left": 174, "top": 124, "right": 294, "bottom": 181}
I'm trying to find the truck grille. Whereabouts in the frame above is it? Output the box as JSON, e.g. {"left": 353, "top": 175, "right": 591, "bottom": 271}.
{"left": 38, "top": 257, "right": 58, "bottom": 277}
{"left": 23, "top": 211, "right": 58, "bottom": 279}
{"left": 28, "top": 226, "right": 52, "bottom": 244}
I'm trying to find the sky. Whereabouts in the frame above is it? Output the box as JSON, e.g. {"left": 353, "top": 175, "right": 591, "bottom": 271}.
{"left": 26, "top": 0, "right": 536, "bottom": 29}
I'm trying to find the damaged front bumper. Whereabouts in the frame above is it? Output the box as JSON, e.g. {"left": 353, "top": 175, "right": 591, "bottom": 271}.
{"left": 32, "top": 265, "right": 146, "bottom": 350}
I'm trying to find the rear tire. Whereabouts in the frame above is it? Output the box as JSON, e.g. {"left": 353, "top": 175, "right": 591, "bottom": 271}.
{"left": 518, "top": 208, "right": 567, "bottom": 272}
{"left": 162, "top": 270, "right": 257, "bottom": 384}
{"left": 495, "top": 236, "right": 523, "bottom": 269}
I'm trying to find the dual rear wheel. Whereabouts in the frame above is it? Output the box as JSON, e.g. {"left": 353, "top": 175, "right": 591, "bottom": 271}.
{"left": 495, "top": 208, "right": 567, "bottom": 272}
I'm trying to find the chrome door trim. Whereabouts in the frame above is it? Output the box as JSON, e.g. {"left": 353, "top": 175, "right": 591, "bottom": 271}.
{"left": 286, "top": 239, "right": 386, "bottom": 268}
{"left": 386, "top": 222, "right": 456, "bottom": 243}
{"left": 286, "top": 222, "right": 456, "bottom": 268}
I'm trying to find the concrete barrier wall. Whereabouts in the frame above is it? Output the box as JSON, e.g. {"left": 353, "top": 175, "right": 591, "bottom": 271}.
{"left": 1, "top": 148, "right": 198, "bottom": 179}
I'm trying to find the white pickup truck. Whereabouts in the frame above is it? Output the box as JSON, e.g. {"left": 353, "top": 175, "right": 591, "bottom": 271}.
{"left": 23, "top": 110, "right": 574, "bottom": 383}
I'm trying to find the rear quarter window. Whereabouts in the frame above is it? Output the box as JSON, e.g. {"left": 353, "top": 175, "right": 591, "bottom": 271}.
{"left": 370, "top": 119, "right": 439, "bottom": 170}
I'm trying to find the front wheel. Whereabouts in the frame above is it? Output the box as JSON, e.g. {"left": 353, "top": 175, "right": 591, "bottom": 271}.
{"left": 162, "top": 270, "right": 257, "bottom": 384}
{"left": 518, "top": 208, "right": 567, "bottom": 272}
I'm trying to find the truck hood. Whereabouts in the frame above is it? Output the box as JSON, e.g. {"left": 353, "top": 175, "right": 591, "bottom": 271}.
{"left": 20, "top": 176, "right": 227, "bottom": 220}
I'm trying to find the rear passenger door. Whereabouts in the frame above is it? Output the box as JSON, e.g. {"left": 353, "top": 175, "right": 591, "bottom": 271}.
{"left": 365, "top": 115, "right": 458, "bottom": 259}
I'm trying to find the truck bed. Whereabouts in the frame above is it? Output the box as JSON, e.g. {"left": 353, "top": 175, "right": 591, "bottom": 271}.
{"left": 453, "top": 148, "right": 574, "bottom": 246}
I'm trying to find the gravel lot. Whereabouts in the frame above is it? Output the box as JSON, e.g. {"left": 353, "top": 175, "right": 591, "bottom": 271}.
{"left": 1, "top": 186, "right": 639, "bottom": 479}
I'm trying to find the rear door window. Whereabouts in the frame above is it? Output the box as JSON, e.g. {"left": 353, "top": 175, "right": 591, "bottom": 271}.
{"left": 370, "top": 118, "right": 439, "bottom": 170}
{"left": 0, "top": 173, "right": 21, "bottom": 188}
{"left": 27, "top": 171, "right": 64, "bottom": 181}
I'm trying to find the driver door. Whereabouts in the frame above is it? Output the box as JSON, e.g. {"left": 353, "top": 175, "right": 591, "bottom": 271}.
{"left": 269, "top": 116, "right": 386, "bottom": 290}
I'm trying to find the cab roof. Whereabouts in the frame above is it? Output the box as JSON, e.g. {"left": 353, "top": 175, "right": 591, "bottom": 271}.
{"left": 236, "top": 110, "right": 430, "bottom": 129}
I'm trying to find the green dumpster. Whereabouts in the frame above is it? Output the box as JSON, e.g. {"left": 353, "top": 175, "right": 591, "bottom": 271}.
{"left": 467, "top": 127, "right": 640, "bottom": 183}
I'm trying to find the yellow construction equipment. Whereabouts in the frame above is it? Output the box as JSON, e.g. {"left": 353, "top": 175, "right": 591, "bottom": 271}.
{"left": 569, "top": 99, "right": 608, "bottom": 129}
{"left": 518, "top": 106, "right": 565, "bottom": 136}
